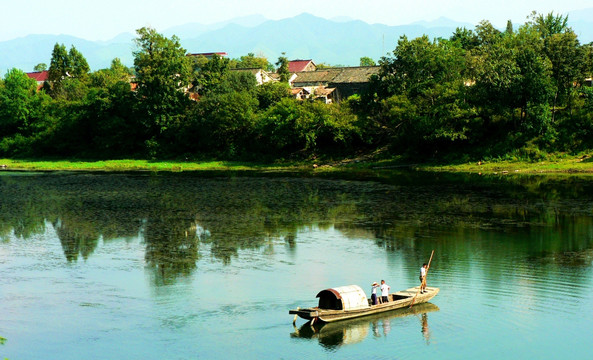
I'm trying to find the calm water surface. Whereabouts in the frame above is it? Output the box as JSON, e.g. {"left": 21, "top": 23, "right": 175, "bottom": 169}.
{"left": 1, "top": 171, "right": 592, "bottom": 359}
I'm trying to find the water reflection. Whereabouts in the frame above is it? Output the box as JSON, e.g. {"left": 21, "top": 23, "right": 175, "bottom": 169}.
{"left": 1, "top": 172, "right": 593, "bottom": 285}
{"left": 54, "top": 219, "right": 100, "bottom": 262}
{"left": 144, "top": 216, "right": 201, "bottom": 285}
{"left": 421, "top": 312, "right": 431, "bottom": 345}
{"left": 291, "top": 303, "right": 439, "bottom": 349}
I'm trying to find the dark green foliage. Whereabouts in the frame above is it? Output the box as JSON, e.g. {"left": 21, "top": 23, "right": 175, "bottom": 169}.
{"left": 134, "top": 27, "right": 192, "bottom": 141}
{"left": 68, "top": 46, "right": 90, "bottom": 78}
{"left": 0, "top": 69, "right": 53, "bottom": 155}
{"left": 48, "top": 44, "right": 70, "bottom": 83}
{"left": 367, "top": 35, "right": 477, "bottom": 155}
{"left": 187, "top": 91, "right": 258, "bottom": 157}
{"left": 256, "top": 98, "right": 362, "bottom": 156}
{"left": 47, "top": 44, "right": 91, "bottom": 99}
{"left": 192, "top": 54, "right": 231, "bottom": 96}
{"left": 256, "top": 81, "right": 291, "bottom": 110}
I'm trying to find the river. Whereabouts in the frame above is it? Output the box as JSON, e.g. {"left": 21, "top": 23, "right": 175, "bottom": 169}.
{"left": 1, "top": 171, "right": 592, "bottom": 359}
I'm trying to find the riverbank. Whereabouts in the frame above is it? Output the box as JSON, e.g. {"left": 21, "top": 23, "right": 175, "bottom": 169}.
{"left": 1, "top": 153, "right": 593, "bottom": 174}
{"left": 414, "top": 153, "right": 593, "bottom": 174}
{"left": 0, "top": 159, "right": 299, "bottom": 172}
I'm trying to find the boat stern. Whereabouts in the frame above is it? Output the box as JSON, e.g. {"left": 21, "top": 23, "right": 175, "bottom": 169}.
{"left": 289, "top": 308, "right": 319, "bottom": 321}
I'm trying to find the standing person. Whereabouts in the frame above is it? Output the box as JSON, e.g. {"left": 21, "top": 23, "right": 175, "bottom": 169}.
{"left": 371, "top": 282, "right": 380, "bottom": 305}
{"left": 380, "top": 280, "right": 390, "bottom": 303}
{"left": 420, "top": 263, "right": 428, "bottom": 293}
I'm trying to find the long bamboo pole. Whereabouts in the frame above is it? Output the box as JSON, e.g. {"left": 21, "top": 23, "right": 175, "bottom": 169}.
{"left": 410, "top": 250, "right": 434, "bottom": 308}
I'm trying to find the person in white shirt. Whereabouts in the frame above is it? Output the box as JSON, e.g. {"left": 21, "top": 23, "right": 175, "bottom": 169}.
{"left": 380, "top": 280, "right": 390, "bottom": 303}
{"left": 420, "top": 263, "right": 428, "bottom": 293}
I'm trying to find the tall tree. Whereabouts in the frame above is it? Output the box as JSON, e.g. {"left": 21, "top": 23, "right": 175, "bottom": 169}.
{"left": 513, "top": 25, "right": 554, "bottom": 134}
{"left": 133, "top": 27, "right": 192, "bottom": 141}
{"left": 192, "top": 54, "right": 231, "bottom": 96}
{"left": 68, "top": 46, "right": 90, "bottom": 78}
{"left": 275, "top": 53, "right": 290, "bottom": 83}
{"left": 544, "top": 30, "right": 585, "bottom": 118}
{"left": 47, "top": 44, "right": 91, "bottom": 99}
{"left": 505, "top": 20, "right": 514, "bottom": 34}
{"left": 47, "top": 43, "right": 70, "bottom": 95}
{"left": 368, "top": 36, "right": 474, "bottom": 153}
{"left": 468, "top": 28, "right": 522, "bottom": 121}
{"left": 475, "top": 20, "right": 502, "bottom": 47}
{"left": 0, "top": 68, "right": 53, "bottom": 155}
{"left": 0, "top": 68, "right": 38, "bottom": 135}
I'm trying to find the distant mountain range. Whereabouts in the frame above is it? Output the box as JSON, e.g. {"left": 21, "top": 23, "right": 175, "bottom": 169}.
{"left": 2, "top": 10, "right": 593, "bottom": 74}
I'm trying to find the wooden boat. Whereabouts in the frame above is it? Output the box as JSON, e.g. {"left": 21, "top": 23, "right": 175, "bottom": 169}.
{"left": 291, "top": 303, "right": 440, "bottom": 347}
{"left": 289, "top": 284, "right": 439, "bottom": 323}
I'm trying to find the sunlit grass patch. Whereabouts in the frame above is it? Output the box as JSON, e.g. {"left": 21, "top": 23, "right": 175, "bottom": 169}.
{"left": 1, "top": 152, "right": 593, "bottom": 174}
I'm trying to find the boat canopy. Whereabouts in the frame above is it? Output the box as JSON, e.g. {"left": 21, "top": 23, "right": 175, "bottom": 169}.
{"left": 316, "top": 285, "right": 370, "bottom": 311}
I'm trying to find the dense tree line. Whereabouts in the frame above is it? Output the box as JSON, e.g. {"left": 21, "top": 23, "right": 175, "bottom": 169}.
{"left": 358, "top": 12, "right": 593, "bottom": 161}
{"left": 1, "top": 12, "right": 592, "bottom": 162}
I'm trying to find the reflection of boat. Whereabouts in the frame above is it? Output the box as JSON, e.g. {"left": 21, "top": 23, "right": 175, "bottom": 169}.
{"left": 291, "top": 303, "right": 439, "bottom": 348}
{"left": 289, "top": 285, "right": 439, "bottom": 323}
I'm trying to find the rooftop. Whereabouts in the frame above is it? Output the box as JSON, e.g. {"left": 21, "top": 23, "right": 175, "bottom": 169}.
{"left": 291, "top": 66, "right": 380, "bottom": 85}
{"left": 288, "top": 59, "right": 315, "bottom": 73}
{"left": 26, "top": 70, "right": 49, "bottom": 82}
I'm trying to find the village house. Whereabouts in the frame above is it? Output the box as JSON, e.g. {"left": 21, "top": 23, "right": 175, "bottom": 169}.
{"left": 229, "top": 68, "right": 275, "bottom": 85}
{"left": 26, "top": 70, "right": 49, "bottom": 90}
{"left": 289, "top": 66, "right": 380, "bottom": 102}
{"left": 22, "top": 52, "right": 376, "bottom": 104}
{"left": 290, "top": 87, "right": 310, "bottom": 100}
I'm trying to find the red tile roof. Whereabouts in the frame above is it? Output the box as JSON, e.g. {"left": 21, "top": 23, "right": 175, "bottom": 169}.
{"left": 288, "top": 60, "right": 314, "bottom": 73}
{"left": 26, "top": 70, "right": 49, "bottom": 82}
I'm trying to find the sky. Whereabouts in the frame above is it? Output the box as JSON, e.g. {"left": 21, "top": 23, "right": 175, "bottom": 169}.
{"left": 3, "top": 0, "right": 593, "bottom": 42}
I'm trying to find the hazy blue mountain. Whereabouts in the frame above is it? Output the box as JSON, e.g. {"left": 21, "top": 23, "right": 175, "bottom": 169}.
{"left": 0, "top": 34, "right": 135, "bottom": 74}
{"left": 179, "top": 13, "right": 473, "bottom": 66}
{"left": 99, "top": 32, "right": 136, "bottom": 45}
{"left": 2, "top": 10, "right": 593, "bottom": 74}
{"left": 162, "top": 14, "right": 268, "bottom": 39}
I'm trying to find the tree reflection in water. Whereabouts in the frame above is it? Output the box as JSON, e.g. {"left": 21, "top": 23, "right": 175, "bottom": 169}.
{"left": 143, "top": 215, "right": 201, "bottom": 286}
{"left": 54, "top": 218, "right": 100, "bottom": 262}
{"left": 1, "top": 172, "right": 593, "bottom": 285}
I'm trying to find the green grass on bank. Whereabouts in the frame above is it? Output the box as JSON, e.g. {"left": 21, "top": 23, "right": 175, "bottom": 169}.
{"left": 415, "top": 152, "right": 593, "bottom": 174}
{"left": 329, "top": 151, "right": 593, "bottom": 174}
{"left": 0, "top": 158, "right": 308, "bottom": 172}
{"left": 1, "top": 152, "right": 593, "bottom": 174}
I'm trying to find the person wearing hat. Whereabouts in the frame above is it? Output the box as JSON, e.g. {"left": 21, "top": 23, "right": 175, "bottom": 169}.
{"left": 371, "top": 281, "right": 380, "bottom": 305}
